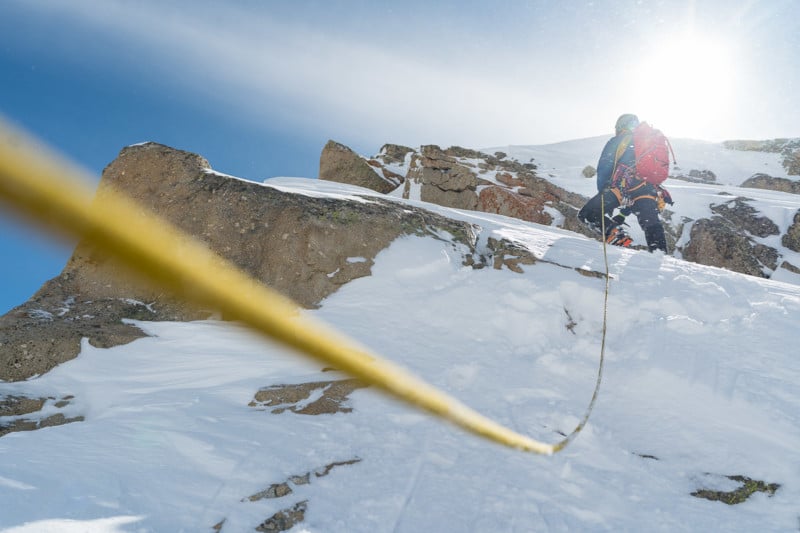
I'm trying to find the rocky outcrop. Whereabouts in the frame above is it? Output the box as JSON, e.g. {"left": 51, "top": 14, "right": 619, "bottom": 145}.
{"left": 6, "top": 137, "right": 800, "bottom": 382}
{"left": 0, "top": 143, "right": 480, "bottom": 381}
{"left": 782, "top": 210, "right": 800, "bottom": 252}
{"left": 319, "top": 140, "right": 402, "bottom": 193}
{"left": 723, "top": 138, "right": 800, "bottom": 176}
{"left": 0, "top": 394, "right": 83, "bottom": 437}
{"left": 323, "top": 141, "right": 588, "bottom": 235}
{"left": 376, "top": 143, "right": 414, "bottom": 166}
{"left": 741, "top": 173, "right": 800, "bottom": 195}
{"left": 412, "top": 144, "right": 479, "bottom": 210}
{"left": 709, "top": 197, "right": 780, "bottom": 238}
{"left": 249, "top": 379, "right": 367, "bottom": 415}
{"left": 672, "top": 169, "right": 717, "bottom": 183}
{"left": 682, "top": 218, "right": 778, "bottom": 278}
{"left": 681, "top": 197, "right": 780, "bottom": 277}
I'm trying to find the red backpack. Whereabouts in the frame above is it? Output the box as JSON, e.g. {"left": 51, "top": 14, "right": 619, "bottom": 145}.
{"left": 632, "top": 122, "right": 675, "bottom": 186}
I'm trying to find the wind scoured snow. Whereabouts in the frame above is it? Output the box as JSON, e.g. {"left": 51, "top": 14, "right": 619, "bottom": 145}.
{"left": 2, "top": 158, "right": 800, "bottom": 532}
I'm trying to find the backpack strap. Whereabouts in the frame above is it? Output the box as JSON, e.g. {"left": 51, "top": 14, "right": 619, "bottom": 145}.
{"left": 611, "top": 133, "right": 632, "bottom": 179}
{"left": 666, "top": 136, "right": 677, "bottom": 165}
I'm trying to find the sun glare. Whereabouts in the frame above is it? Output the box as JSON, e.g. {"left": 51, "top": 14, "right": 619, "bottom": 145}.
{"left": 630, "top": 34, "right": 737, "bottom": 139}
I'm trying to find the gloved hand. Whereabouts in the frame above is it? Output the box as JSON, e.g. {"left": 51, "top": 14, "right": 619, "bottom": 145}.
{"left": 656, "top": 185, "right": 674, "bottom": 205}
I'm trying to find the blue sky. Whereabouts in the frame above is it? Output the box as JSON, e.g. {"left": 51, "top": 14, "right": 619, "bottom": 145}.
{"left": 1, "top": 0, "right": 799, "bottom": 314}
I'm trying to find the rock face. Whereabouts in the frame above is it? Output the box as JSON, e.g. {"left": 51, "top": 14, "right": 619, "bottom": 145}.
{"left": 318, "top": 139, "right": 800, "bottom": 279}
{"left": 672, "top": 169, "right": 717, "bottom": 183}
{"left": 782, "top": 210, "right": 800, "bottom": 252}
{"left": 319, "top": 140, "right": 401, "bottom": 193}
{"left": 413, "top": 145, "right": 480, "bottom": 210}
{"left": 0, "top": 142, "right": 479, "bottom": 382}
{"left": 5, "top": 137, "right": 800, "bottom": 382}
{"left": 723, "top": 138, "right": 800, "bottom": 176}
{"left": 321, "top": 141, "right": 589, "bottom": 235}
{"left": 741, "top": 173, "right": 800, "bottom": 195}
{"left": 681, "top": 197, "right": 780, "bottom": 278}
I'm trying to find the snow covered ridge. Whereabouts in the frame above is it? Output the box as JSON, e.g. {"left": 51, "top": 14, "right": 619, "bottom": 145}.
{"left": 1, "top": 178, "right": 799, "bottom": 530}
{"left": 2, "top": 139, "right": 800, "bottom": 531}
{"left": 1, "top": 141, "right": 559, "bottom": 383}
{"left": 319, "top": 137, "right": 800, "bottom": 284}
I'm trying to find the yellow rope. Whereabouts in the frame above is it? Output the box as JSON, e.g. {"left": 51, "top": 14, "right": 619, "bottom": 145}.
{"left": 0, "top": 117, "right": 605, "bottom": 454}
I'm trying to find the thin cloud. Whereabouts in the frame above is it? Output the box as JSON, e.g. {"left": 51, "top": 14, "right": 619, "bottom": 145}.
{"left": 12, "top": 0, "right": 798, "bottom": 146}
{"left": 17, "top": 0, "right": 613, "bottom": 148}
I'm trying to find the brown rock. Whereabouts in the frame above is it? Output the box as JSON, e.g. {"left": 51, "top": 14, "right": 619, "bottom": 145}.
{"left": 1, "top": 143, "right": 479, "bottom": 381}
{"left": 782, "top": 210, "right": 800, "bottom": 252}
{"left": 682, "top": 218, "right": 775, "bottom": 277}
{"left": 249, "top": 379, "right": 367, "bottom": 415}
{"left": 377, "top": 143, "right": 414, "bottom": 165}
{"left": 319, "top": 140, "right": 400, "bottom": 193}
{"left": 741, "top": 174, "right": 800, "bottom": 195}
{"left": 478, "top": 186, "right": 552, "bottom": 224}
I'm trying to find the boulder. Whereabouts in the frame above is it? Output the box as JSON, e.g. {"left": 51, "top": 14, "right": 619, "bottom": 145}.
{"left": 709, "top": 197, "right": 780, "bottom": 238}
{"left": 319, "top": 140, "right": 400, "bottom": 193}
{"left": 782, "top": 209, "right": 800, "bottom": 252}
{"left": 741, "top": 174, "right": 800, "bottom": 195}
{"left": 409, "top": 145, "right": 479, "bottom": 210}
{"left": 478, "top": 186, "right": 551, "bottom": 224}
{"left": 377, "top": 143, "right": 414, "bottom": 165}
{"left": 0, "top": 142, "right": 479, "bottom": 381}
{"left": 682, "top": 217, "right": 777, "bottom": 278}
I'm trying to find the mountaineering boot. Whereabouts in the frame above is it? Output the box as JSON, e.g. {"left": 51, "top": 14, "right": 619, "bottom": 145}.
{"left": 605, "top": 227, "right": 633, "bottom": 247}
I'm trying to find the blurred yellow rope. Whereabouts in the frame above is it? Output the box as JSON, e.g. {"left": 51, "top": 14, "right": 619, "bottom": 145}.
{"left": 0, "top": 117, "right": 606, "bottom": 455}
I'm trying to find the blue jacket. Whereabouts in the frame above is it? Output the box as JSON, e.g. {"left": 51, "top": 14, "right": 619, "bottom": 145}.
{"left": 596, "top": 131, "right": 635, "bottom": 191}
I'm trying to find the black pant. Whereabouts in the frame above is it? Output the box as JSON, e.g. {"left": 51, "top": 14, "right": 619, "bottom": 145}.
{"left": 578, "top": 187, "right": 667, "bottom": 252}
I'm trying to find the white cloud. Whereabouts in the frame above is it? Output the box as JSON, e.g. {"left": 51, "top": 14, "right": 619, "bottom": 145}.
{"left": 13, "top": 0, "right": 799, "bottom": 147}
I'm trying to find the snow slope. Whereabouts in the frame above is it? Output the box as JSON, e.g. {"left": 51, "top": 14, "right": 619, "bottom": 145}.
{"left": 2, "top": 176, "right": 800, "bottom": 532}
{"left": 486, "top": 137, "right": 800, "bottom": 284}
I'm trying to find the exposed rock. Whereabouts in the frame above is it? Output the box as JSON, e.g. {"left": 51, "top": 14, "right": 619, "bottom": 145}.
{"left": 0, "top": 412, "right": 85, "bottom": 438}
{"left": 723, "top": 138, "right": 800, "bottom": 176}
{"left": 779, "top": 260, "right": 800, "bottom": 274}
{"left": 377, "top": 143, "right": 414, "bottom": 165}
{"left": 333, "top": 141, "right": 584, "bottom": 240}
{"left": 785, "top": 148, "right": 800, "bottom": 175}
{"left": 495, "top": 172, "right": 524, "bottom": 188}
{"left": 407, "top": 145, "right": 480, "bottom": 210}
{"left": 0, "top": 395, "right": 46, "bottom": 417}
{"left": 319, "top": 140, "right": 400, "bottom": 193}
{"left": 1, "top": 142, "right": 481, "bottom": 381}
{"left": 671, "top": 169, "right": 717, "bottom": 183}
{"left": 245, "top": 458, "right": 361, "bottom": 503}
{"left": 691, "top": 474, "right": 780, "bottom": 505}
{"left": 256, "top": 501, "right": 308, "bottom": 532}
{"left": 582, "top": 165, "right": 596, "bottom": 178}
{"left": 709, "top": 197, "right": 780, "bottom": 238}
{"left": 478, "top": 186, "right": 552, "bottom": 225}
{"left": 486, "top": 237, "right": 537, "bottom": 273}
{"left": 681, "top": 218, "right": 776, "bottom": 277}
{"left": 0, "top": 394, "right": 83, "bottom": 437}
{"left": 442, "top": 145, "right": 488, "bottom": 160}
{"left": 681, "top": 197, "right": 781, "bottom": 277}
{"left": 249, "top": 379, "right": 367, "bottom": 415}
{"left": 217, "top": 458, "right": 361, "bottom": 532}
{"left": 741, "top": 173, "right": 800, "bottom": 195}
{"left": 782, "top": 209, "right": 800, "bottom": 252}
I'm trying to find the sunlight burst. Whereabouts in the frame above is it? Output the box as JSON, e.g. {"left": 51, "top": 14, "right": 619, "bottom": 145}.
{"left": 630, "top": 34, "right": 738, "bottom": 139}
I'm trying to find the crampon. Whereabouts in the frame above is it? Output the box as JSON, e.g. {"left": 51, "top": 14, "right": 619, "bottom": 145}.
{"left": 605, "top": 227, "right": 633, "bottom": 247}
